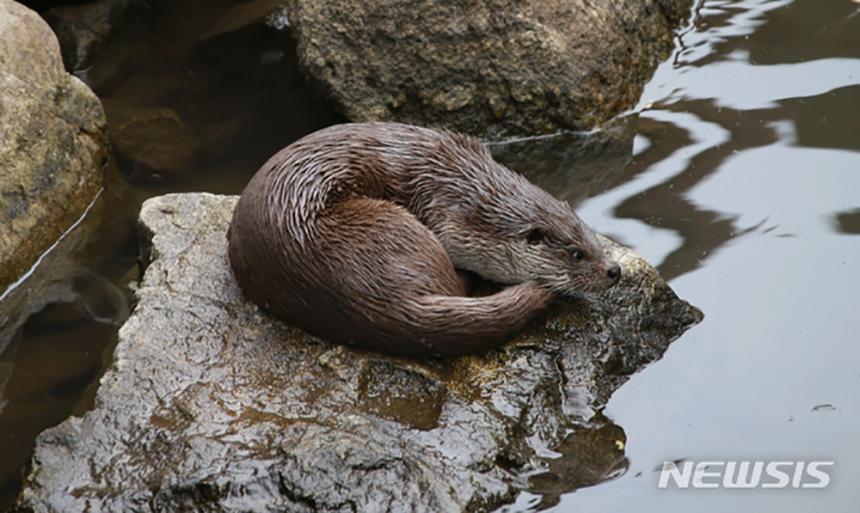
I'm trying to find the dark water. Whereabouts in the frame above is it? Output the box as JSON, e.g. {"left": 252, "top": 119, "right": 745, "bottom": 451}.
{"left": 1, "top": 0, "right": 858, "bottom": 510}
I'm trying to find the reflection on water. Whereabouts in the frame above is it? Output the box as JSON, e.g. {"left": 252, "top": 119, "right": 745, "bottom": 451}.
{"left": 0, "top": 306, "right": 119, "bottom": 503}
{"left": 834, "top": 208, "right": 860, "bottom": 235}
{"left": 489, "top": 115, "right": 638, "bottom": 206}
{"left": 526, "top": 417, "right": 629, "bottom": 510}
{"left": 0, "top": 167, "right": 138, "bottom": 506}
{"left": 527, "top": 0, "right": 860, "bottom": 511}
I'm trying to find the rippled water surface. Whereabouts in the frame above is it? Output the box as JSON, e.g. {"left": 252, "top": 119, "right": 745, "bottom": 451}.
{"left": 1, "top": 0, "right": 858, "bottom": 510}
{"left": 512, "top": 1, "right": 859, "bottom": 511}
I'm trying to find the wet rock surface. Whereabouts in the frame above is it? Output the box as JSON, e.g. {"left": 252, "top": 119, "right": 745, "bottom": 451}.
{"left": 0, "top": 0, "right": 108, "bottom": 295}
{"left": 286, "top": 0, "right": 692, "bottom": 137}
{"left": 13, "top": 193, "right": 700, "bottom": 512}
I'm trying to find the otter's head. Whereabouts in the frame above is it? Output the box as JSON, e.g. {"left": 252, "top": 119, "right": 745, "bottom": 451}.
{"left": 446, "top": 193, "right": 621, "bottom": 295}
{"left": 515, "top": 205, "right": 621, "bottom": 295}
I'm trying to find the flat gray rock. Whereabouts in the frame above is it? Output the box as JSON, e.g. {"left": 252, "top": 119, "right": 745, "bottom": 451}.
{"left": 14, "top": 193, "right": 701, "bottom": 512}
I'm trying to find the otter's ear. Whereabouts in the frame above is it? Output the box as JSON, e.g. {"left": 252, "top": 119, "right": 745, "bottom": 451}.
{"left": 526, "top": 227, "right": 547, "bottom": 245}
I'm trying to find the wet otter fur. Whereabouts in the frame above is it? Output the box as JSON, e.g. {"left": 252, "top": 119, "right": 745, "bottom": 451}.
{"left": 228, "top": 122, "right": 620, "bottom": 358}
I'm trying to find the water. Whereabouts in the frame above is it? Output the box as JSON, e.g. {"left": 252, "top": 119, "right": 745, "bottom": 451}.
{"left": 1, "top": 0, "right": 859, "bottom": 510}
{"left": 526, "top": 0, "right": 860, "bottom": 510}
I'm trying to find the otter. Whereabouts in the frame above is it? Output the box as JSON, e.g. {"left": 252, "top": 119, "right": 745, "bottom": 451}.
{"left": 228, "top": 122, "right": 620, "bottom": 358}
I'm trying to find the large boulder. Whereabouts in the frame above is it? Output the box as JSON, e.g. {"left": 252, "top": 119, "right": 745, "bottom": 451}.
{"left": 286, "top": 0, "right": 691, "bottom": 137}
{"left": 13, "top": 193, "right": 701, "bottom": 512}
{"left": 0, "top": 0, "right": 108, "bottom": 295}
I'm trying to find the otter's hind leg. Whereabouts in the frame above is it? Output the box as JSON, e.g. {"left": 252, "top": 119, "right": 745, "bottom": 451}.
{"left": 307, "top": 198, "right": 462, "bottom": 352}
{"left": 315, "top": 198, "right": 553, "bottom": 357}
{"left": 320, "top": 197, "right": 465, "bottom": 296}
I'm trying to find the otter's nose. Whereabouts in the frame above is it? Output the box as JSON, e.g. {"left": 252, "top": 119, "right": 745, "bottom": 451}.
{"left": 606, "top": 263, "right": 621, "bottom": 282}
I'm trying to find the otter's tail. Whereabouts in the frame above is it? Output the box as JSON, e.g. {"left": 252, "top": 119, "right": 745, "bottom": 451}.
{"left": 399, "top": 283, "right": 554, "bottom": 357}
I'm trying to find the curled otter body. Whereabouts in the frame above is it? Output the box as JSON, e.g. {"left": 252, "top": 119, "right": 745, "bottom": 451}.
{"left": 228, "top": 122, "right": 619, "bottom": 358}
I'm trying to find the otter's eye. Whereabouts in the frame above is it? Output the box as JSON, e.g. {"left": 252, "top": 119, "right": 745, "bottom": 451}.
{"left": 572, "top": 249, "right": 584, "bottom": 261}
{"left": 526, "top": 228, "right": 547, "bottom": 245}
